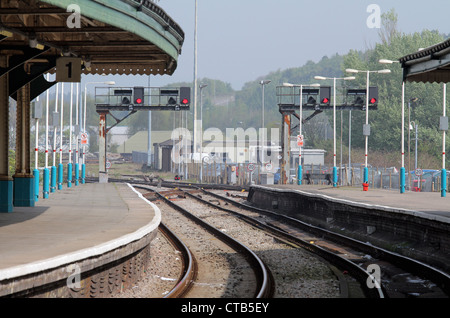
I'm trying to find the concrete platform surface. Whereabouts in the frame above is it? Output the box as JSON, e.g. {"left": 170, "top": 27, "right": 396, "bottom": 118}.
{"left": 261, "top": 185, "right": 450, "bottom": 222}
{"left": 0, "top": 182, "right": 160, "bottom": 280}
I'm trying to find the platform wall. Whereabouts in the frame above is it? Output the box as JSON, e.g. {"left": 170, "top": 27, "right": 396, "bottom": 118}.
{"left": 248, "top": 186, "right": 450, "bottom": 271}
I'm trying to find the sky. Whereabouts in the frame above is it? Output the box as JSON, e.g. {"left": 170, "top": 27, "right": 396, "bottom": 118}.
{"left": 82, "top": 0, "right": 450, "bottom": 91}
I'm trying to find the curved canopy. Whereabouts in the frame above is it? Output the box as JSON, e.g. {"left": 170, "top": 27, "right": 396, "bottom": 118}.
{"left": 0, "top": 0, "right": 185, "bottom": 76}
{"left": 400, "top": 38, "right": 450, "bottom": 83}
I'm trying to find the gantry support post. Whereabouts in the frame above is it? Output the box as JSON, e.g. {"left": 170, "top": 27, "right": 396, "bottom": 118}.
{"left": 280, "top": 113, "right": 291, "bottom": 185}
{"left": 98, "top": 111, "right": 108, "bottom": 184}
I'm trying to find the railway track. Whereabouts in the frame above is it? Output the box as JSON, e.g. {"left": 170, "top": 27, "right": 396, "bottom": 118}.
{"left": 100, "top": 177, "right": 450, "bottom": 298}
{"left": 132, "top": 184, "right": 274, "bottom": 298}
{"left": 133, "top": 184, "right": 359, "bottom": 298}
{"left": 200, "top": 188, "right": 450, "bottom": 298}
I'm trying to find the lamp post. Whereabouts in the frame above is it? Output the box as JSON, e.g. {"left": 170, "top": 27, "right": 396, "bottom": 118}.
{"left": 75, "top": 83, "right": 79, "bottom": 186}
{"left": 51, "top": 83, "right": 59, "bottom": 193}
{"left": 379, "top": 58, "right": 408, "bottom": 193}
{"left": 409, "top": 121, "right": 418, "bottom": 170}
{"left": 346, "top": 68, "right": 391, "bottom": 188}
{"left": 407, "top": 97, "right": 419, "bottom": 190}
{"left": 67, "top": 82, "right": 73, "bottom": 188}
{"left": 282, "top": 82, "right": 320, "bottom": 185}
{"left": 82, "top": 80, "right": 115, "bottom": 184}
{"left": 58, "top": 83, "right": 64, "bottom": 190}
{"left": 199, "top": 83, "right": 207, "bottom": 182}
{"left": 314, "top": 76, "right": 355, "bottom": 187}
{"left": 43, "top": 74, "right": 50, "bottom": 199}
{"left": 260, "top": 80, "right": 271, "bottom": 172}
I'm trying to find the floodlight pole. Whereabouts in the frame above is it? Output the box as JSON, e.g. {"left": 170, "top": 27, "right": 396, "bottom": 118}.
{"left": 346, "top": 68, "right": 391, "bottom": 190}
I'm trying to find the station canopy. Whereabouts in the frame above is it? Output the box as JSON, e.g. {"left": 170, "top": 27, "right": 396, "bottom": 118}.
{"left": 0, "top": 0, "right": 185, "bottom": 77}
{"left": 400, "top": 38, "right": 450, "bottom": 83}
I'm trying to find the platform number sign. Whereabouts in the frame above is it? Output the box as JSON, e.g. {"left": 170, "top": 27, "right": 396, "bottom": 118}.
{"left": 56, "top": 57, "right": 82, "bottom": 82}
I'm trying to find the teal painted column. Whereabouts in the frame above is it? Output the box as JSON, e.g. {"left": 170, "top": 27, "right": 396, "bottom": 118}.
{"left": 297, "top": 165, "right": 302, "bottom": 185}
{"left": 51, "top": 165, "right": 57, "bottom": 192}
{"left": 75, "top": 163, "right": 79, "bottom": 186}
{"left": 33, "top": 169, "right": 39, "bottom": 202}
{"left": 333, "top": 166, "right": 338, "bottom": 187}
{"left": 0, "top": 179, "right": 13, "bottom": 212}
{"left": 67, "top": 163, "right": 72, "bottom": 188}
{"left": 43, "top": 168, "right": 50, "bottom": 198}
{"left": 400, "top": 167, "right": 405, "bottom": 193}
{"left": 13, "top": 176, "right": 35, "bottom": 207}
{"left": 58, "top": 163, "right": 63, "bottom": 190}
{"left": 81, "top": 163, "right": 85, "bottom": 184}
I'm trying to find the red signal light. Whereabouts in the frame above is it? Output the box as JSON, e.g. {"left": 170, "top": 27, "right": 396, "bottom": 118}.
{"left": 182, "top": 98, "right": 189, "bottom": 104}
{"left": 322, "top": 98, "right": 329, "bottom": 104}
{"left": 370, "top": 98, "right": 377, "bottom": 104}
{"left": 135, "top": 98, "right": 142, "bottom": 104}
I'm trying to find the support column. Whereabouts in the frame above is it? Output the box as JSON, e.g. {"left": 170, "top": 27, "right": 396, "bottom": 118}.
{"left": 0, "top": 55, "right": 13, "bottom": 212}
{"left": 280, "top": 113, "right": 291, "bottom": 185}
{"left": 98, "top": 111, "right": 108, "bottom": 183}
{"left": 14, "top": 83, "right": 35, "bottom": 207}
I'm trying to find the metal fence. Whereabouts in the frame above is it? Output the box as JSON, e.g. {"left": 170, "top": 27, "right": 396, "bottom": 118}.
{"left": 171, "top": 161, "right": 448, "bottom": 193}
{"left": 304, "top": 164, "right": 448, "bottom": 193}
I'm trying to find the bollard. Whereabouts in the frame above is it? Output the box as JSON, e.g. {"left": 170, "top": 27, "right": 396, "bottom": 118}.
{"left": 67, "top": 163, "right": 72, "bottom": 188}
{"left": 81, "top": 164, "right": 86, "bottom": 184}
{"left": 43, "top": 168, "right": 49, "bottom": 198}
{"left": 441, "top": 169, "right": 447, "bottom": 197}
{"left": 333, "top": 166, "right": 338, "bottom": 187}
{"left": 400, "top": 167, "right": 405, "bottom": 193}
{"left": 33, "top": 169, "right": 39, "bottom": 202}
{"left": 75, "top": 163, "right": 79, "bottom": 186}
{"left": 50, "top": 166, "right": 57, "bottom": 193}
{"left": 58, "top": 163, "right": 63, "bottom": 190}
{"left": 297, "top": 165, "right": 302, "bottom": 185}
{"left": 363, "top": 167, "right": 369, "bottom": 186}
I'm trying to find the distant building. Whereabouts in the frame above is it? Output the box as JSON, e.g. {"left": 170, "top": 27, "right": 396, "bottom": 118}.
{"left": 108, "top": 126, "right": 130, "bottom": 149}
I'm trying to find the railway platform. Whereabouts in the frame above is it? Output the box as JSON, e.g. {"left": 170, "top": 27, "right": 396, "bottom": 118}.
{"left": 263, "top": 184, "right": 450, "bottom": 220}
{"left": 248, "top": 184, "right": 450, "bottom": 272}
{"left": 0, "top": 182, "right": 161, "bottom": 297}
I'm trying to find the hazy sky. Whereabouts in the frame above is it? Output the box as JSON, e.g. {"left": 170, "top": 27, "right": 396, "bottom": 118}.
{"left": 83, "top": 0, "right": 450, "bottom": 91}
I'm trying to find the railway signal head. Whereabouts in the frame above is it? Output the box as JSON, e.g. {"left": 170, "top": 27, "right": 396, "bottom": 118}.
{"left": 180, "top": 87, "right": 190, "bottom": 105}
{"left": 134, "top": 87, "right": 144, "bottom": 105}
{"left": 320, "top": 86, "right": 331, "bottom": 106}
{"left": 369, "top": 87, "right": 378, "bottom": 106}
{"left": 122, "top": 97, "right": 130, "bottom": 105}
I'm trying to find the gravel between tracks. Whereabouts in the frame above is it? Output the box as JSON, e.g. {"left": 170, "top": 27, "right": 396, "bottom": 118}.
{"left": 114, "top": 188, "right": 340, "bottom": 298}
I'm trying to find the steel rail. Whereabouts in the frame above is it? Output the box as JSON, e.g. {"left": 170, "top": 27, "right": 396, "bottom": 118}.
{"left": 200, "top": 187, "right": 450, "bottom": 298}
{"left": 182, "top": 187, "right": 384, "bottom": 298}
{"left": 133, "top": 185, "right": 274, "bottom": 298}
{"left": 158, "top": 222, "right": 197, "bottom": 298}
